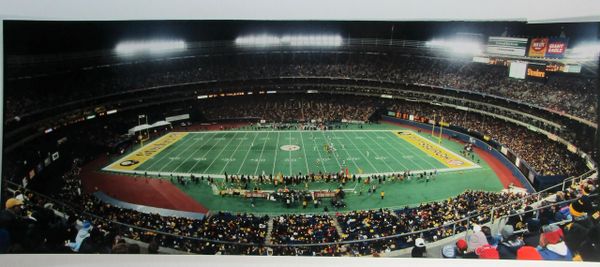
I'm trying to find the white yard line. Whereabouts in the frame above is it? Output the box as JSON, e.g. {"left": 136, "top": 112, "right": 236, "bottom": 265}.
{"left": 236, "top": 132, "right": 260, "bottom": 174}
{"left": 288, "top": 131, "right": 293, "bottom": 176}
{"left": 310, "top": 133, "right": 328, "bottom": 173}
{"left": 254, "top": 131, "right": 271, "bottom": 176}
{"left": 158, "top": 134, "right": 207, "bottom": 172}
{"left": 271, "top": 132, "right": 281, "bottom": 176}
{"left": 202, "top": 132, "right": 240, "bottom": 173}
{"left": 380, "top": 131, "right": 439, "bottom": 170}
{"left": 352, "top": 131, "right": 395, "bottom": 172}
{"left": 142, "top": 133, "right": 200, "bottom": 170}
{"left": 362, "top": 131, "right": 411, "bottom": 171}
{"left": 220, "top": 132, "right": 250, "bottom": 174}
{"left": 299, "top": 132, "right": 310, "bottom": 175}
{"left": 321, "top": 131, "right": 342, "bottom": 170}
{"left": 108, "top": 165, "right": 481, "bottom": 180}
{"left": 330, "top": 132, "right": 361, "bottom": 171}
{"left": 340, "top": 131, "right": 379, "bottom": 172}
{"left": 185, "top": 133, "right": 227, "bottom": 174}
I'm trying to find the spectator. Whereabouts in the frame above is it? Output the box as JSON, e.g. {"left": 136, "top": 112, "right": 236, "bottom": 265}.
{"left": 0, "top": 198, "right": 26, "bottom": 251}
{"left": 497, "top": 225, "right": 524, "bottom": 259}
{"left": 564, "top": 198, "right": 595, "bottom": 258}
{"left": 516, "top": 246, "right": 542, "bottom": 260}
{"left": 475, "top": 244, "right": 500, "bottom": 259}
{"left": 537, "top": 225, "right": 572, "bottom": 261}
{"left": 441, "top": 244, "right": 456, "bottom": 258}
{"left": 67, "top": 220, "right": 92, "bottom": 252}
{"left": 481, "top": 226, "right": 500, "bottom": 247}
{"left": 411, "top": 238, "right": 427, "bottom": 258}
{"left": 466, "top": 231, "right": 488, "bottom": 253}
{"left": 522, "top": 219, "right": 542, "bottom": 247}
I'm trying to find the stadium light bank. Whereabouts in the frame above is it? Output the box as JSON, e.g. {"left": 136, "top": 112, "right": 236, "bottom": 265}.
{"left": 115, "top": 40, "right": 187, "bottom": 55}
{"left": 567, "top": 42, "right": 600, "bottom": 59}
{"left": 425, "top": 39, "right": 482, "bottom": 55}
{"left": 235, "top": 34, "right": 343, "bottom": 47}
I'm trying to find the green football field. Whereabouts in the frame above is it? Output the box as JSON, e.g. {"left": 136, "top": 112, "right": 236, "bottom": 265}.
{"left": 104, "top": 123, "right": 505, "bottom": 214}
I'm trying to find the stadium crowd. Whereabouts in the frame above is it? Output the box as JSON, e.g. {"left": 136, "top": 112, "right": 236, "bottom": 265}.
{"left": 2, "top": 153, "right": 597, "bottom": 259}
{"left": 201, "top": 94, "right": 376, "bottom": 123}
{"left": 5, "top": 53, "right": 597, "bottom": 123}
{"left": 389, "top": 101, "right": 589, "bottom": 177}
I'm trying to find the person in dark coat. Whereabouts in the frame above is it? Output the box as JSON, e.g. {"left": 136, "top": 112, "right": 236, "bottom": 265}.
{"left": 411, "top": 238, "right": 427, "bottom": 258}
{"left": 564, "top": 198, "right": 596, "bottom": 258}
{"left": 497, "top": 225, "right": 524, "bottom": 259}
{"left": 522, "top": 219, "right": 541, "bottom": 247}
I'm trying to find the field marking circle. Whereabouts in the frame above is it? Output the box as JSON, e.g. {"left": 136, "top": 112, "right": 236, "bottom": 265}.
{"left": 120, "top": 160, "right": 139, "bottom": 166}
{"left": 280, "top": 145, "right": 301, "bottom": 151}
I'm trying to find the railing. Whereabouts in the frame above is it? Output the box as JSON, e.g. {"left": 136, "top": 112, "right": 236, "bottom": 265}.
{"left": 3, "top": 166, "right": 596, "bottom": 254}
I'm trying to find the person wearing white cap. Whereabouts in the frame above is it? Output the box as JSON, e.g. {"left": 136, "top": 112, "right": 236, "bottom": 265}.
{"left": 67, "top": 220, "right": 93, "bottom": 252}
{"left": 411, "top": 237, "right": 427, "bottom": 257}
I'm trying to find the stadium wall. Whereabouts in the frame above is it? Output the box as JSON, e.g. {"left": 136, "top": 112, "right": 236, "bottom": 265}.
{"left": 93, "top": 191, "right": 206, "bottom": 219}
{"left": 381, "top": 116, "right": 535, "bottom": 193}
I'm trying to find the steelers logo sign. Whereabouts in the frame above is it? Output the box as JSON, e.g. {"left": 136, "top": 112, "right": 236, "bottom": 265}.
{"left": 280, "top": 145, "right": 301, "bottom": 151}
{"left": 120, "top": 160, "right": 140, "bottom": 166}
{"left": 447, "top": 159, "right": 464, "bottom": 166}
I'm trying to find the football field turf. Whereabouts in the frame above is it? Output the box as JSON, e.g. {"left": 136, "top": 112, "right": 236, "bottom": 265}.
{"left": 104, "top": 126, "right": 477, "bottom": 177}
{"left": 103, "top": 123, "right": 504, "bottom": 213}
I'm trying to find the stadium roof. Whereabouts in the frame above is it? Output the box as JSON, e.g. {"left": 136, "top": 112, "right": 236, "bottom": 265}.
{"left": 1, "top": 0, "right": 599, "bottom": 23}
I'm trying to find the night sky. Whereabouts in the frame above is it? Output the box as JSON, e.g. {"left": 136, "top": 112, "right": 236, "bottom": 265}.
{"left": 3, "top": 20, "right": 598, "bottom": 55}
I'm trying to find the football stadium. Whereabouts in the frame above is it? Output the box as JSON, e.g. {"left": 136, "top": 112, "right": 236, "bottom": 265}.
{"left": 1, "top": 9, "right": 599, "bottom": 263}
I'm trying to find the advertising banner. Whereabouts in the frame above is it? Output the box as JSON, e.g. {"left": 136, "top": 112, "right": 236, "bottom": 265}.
{"left": 526, "top": 64, "right": 547, "bottom": 81}
{"left": 487, "top": 37, "right": 528, "bottom": 56}
{"left": 545, "top": 38, "right": 569, "bottom": 59}
{"left": 528, "top": 38, "right": 549, "bottom": 57}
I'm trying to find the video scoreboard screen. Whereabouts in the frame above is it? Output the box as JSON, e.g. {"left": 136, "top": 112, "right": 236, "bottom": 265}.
{"left": 509, "top": 61, "right": 527, "bottom": 79}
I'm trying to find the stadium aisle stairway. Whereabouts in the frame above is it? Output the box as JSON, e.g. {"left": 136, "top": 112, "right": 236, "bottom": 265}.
{"left": 331, "top": 216, "right": 345, "bottom": 236}
{"left": 265, "top": 218, "right": 275, "bottom": 245}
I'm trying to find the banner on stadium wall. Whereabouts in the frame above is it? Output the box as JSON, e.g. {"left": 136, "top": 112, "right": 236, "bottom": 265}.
{"left": 387, "top": 111, "right": 396, "bottom": 116}
{"left": 515, "top": 157, "right": 521, "bottom": 167}
{"left": 564, "top": 64, "right": 581, "bottom": 73}
{"left": 526, "top": 64, "right": 547, "bottom": 81}
{"left": 528, "top": 171, "right": 535, "bottom": 183}
{"left": 165, "top": 114, "right": 190, "bottom": 122}
{"left": 500, "top": 146, "right": 508, "bottom": 155}
{"left": 547, "top": 133, "right": 558, "bottom": 141}
{"left": 567, "top": 144, "right": 577, "bottom": 153}
{"left": 487, "top": 37, "right": 528, "bottom": 56}
{"left": 409, "top": 115, "right": 414, "bottom": 121}
{"left": 545, "top": 37, "right": 569, "bottom": 59}
{"left": 528, "top": 38, "right": 549, "bottom": 57}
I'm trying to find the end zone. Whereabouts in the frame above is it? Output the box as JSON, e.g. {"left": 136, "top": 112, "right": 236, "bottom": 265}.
{"left": 104, "top": 132, "right": 188, "bottom": 171}
{"left": 393, "top": 130, "right": 479, "bottom": 170}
